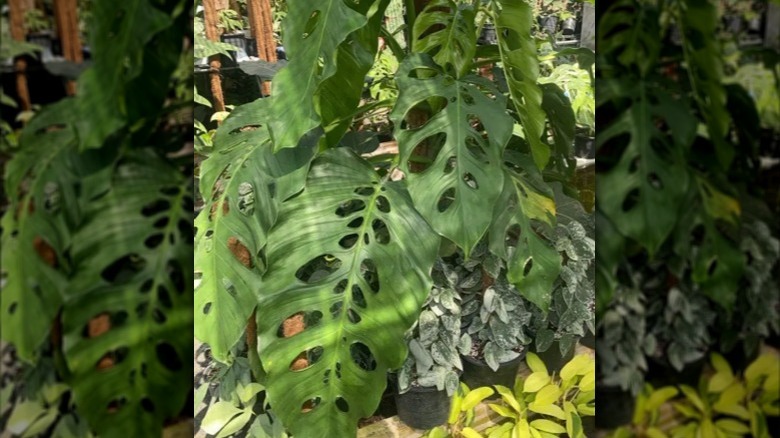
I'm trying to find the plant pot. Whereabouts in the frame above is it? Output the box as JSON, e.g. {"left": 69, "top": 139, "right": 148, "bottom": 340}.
{"left": 478, "top": 23, "right": 497, "bottom": 45}
{"left": 581, "top": 415, "right": 596, "bottom": 436}
{"left": 220, "top": 32, "right": 248, "bottom": 67}
{"left": 721, "top": 341, "right": 761, "bottom": 372}
{"left": 539, "top": 16, "right": 558, "bottom": 35}
{"left": 669, "top": 24, "right": 682, "bottom": 46}
{"left": 595, "top": 384, "right": 634, "bottom": 429}
{"left": 461, "top": 353, "right": 525, "bottom": 397}
{"left": 747, "top": 16, "right": 762, "bottom": 33}
{"left": 561, "top": 17, "right": 577, "bottom": 35}
{"left": 532, "top": 339, "right": 577, "bottom": 374}
{"left": 645, "top": 354, "right": 707, "bottom": 387}
{"left": 394, "top": 384, "right": 451, "bottom": 430}
{"left": 579, "top": 327, "right": 595, "bottom": 350}
{"left": 26, "top": 31, "right": 61, "bottom": 62}
{"left": 574, "top": 135, "right": 595, "bottom": 159}
{"left": 724, "top": 15, "right": 744, "bottom": 34}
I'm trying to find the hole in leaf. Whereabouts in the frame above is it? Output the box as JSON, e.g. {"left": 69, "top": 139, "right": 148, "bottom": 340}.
{"left": 238, "top": 183, "right": 254, "bottom": 215}
{"left": 178, "top": 219, "right": 193, "bottom": 242}
{"left": 647, "top": 173, "right": 663, "bottom": 189}
{"left": 96, "top": 347, "right": 128, "bottom": 370}
{"left": 409, "top": 133, "right": 446, "bottom": 173}
{"left": 707, "top": 259, "right": 718, "bottom": 277}
{"left": 182, "top": 196, "right": 194, "bottom": 212}
{"left": 337, "top": 200, "right": 367, "bottom": 218}
{"left": 160, "top": 186, "right": 180, "bottom": 196}
{"left": 141, "top": 199, "right": 170, "bottom": 217}
{"left": 375, "top": 196, "right": 391, "bottom": 213}
{"left": 629, "top": 157, "right": 640, "bottom": 173}
{"left": 352, "top": 285, "right": 366, "bottom": 308}
{"left": 227, "top": 237, "right": 252, "bottom": 269}
{"left": 295, "top": 254, "right": 342, "bottom": 283}
{"left": 152, "top": 308, "right": 166, "bottom": 324}
{"left": 153, "top": 217, "right": 169, "bottom": 229}
{"left": 467, "top": 114, "right": 484, "bottom": 132}
{"left": 444, "top": 156, "right": 457, "bottom": 174}
{"left": 363, "top": 233, "right": 370, "bottom": 244}
{"left": 277, "top": 311, "right": 322, "bottom": 337}
{"left": 334, "top": 279, "right": 349, "bottom": 294}
{"left": 323, "top": 369, "right": 331, "bottom": 384}
{"left": 437, "top": 188, "right": 456, "bottom": 212}
{"left": 210, "top": 200, "right": 229, "bottom": 221}
{"left": 144, "top": 234, "right": 164, "bottom": 249}
{"left": 347, "top": 308, "right": 361, "bottom": 324}
{"left": 353, "top": 187, "right": 374, "bottom": 197}
{"left": 372, "top": 219, "right": 390, "bottom": 245}
{"left": 140, "top": 398, "right": 155, "bottom": 413}
{"left": 8, "top": 302, "right": 17, "bottom": 315}
{"left": 339, "top": 234, "right": 359, "bottom": 249}
{"left": 408, "top": 67, "right": 439, "bottom": 79}
{"left": 691, "top": 224, "right": 706, "bottom": 246}
{"left": 203, "top": 302, "right": 212, "bottom": 315}
{"left": 621, "top": 189, "right": 640, "bottom": 212}
{"left": 330, "top": 302, "right": 343, "bottom": 319}
{"left": 361, "top": 259, "right": 380, "bottom": 293}
{"left": 347, "top": 217, "right": 364, "bottom": 229}
{"left": 136, "top": 302, "right": 149, "bottom": 318}
{"left": 463, "top": 173, "right": 478, "bottom": 190}
{"left": 350, "top": 342, "right": 377, "bottom": 371}
{"left": 107, "top": 398, "right": 126, "bottom": 413}
{"left": 158, "top": 285, "right": 172, "bottom": 309}
{"left": 101, "top": 254, "right": 145, "bottom": 283}
{"left": 290, "top": 346, "right": 323, "bottom": 371}
{"left": 301, "top": 397, "right": 321, "bottom": 413}
{"left": 167, "top": 260, "right": 185, "bottom": 293}
{"left": 302, "top": 10, "right": 321, "bottom": 39}
{"left": 523, "top": 258, "right": 533, "bottom": 276}
{"left": 336, "top": 397, "right": 350, "bottom": 413}
{"left": 156, "top": 342, "right": 182, "bottom": 371}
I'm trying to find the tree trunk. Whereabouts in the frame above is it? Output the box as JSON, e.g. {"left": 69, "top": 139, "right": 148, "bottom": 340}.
{"left": 247, "top": 0, "right": 276, "bottom": 96}
{"left": 9, "top": 0, "right": 31, "bottom": 112}
{"left": 53, "top": 0, "right": 83, "bottom": 95}
{"left": 203, "top": 0, "right": 226, "bottom": 115}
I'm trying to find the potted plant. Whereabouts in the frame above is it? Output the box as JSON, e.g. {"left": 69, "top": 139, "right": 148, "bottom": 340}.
{"left": 422, "top": 383, "right": 495, "bottom": 438}
{"left": 609, "top": 383, "right": 680, "bottom": 438}
{"left": 539, "top": 60, "right": 594, "bottom": 158}
{"left": 537, "top": 0, "right": 563, "bottom": 35}
{"left": 456, "top": 244, "right": 533, "bottom": 393}
{"left": 527, "top": 186, "right": 595, "bottom": 373}
{"left": 483, "top": 352, "right": 596, "bottom": 438}
{"left": 559, "top": 2, "right": 580, "bottom": 37}
{"left": 395, "top": 260, "right": 472, "bottom": 430}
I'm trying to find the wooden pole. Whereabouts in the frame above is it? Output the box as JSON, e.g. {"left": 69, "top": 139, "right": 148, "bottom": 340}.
{"left": 203, "top": 0, "right": 226, "bottom": 115}
{"left": 53, "top": 0, "right": 83, "bottom": 95}
{"left": 9, "top": 0, "right": 31, "bottom": 112}
{"left": 247, "top": 0, "right": 276, "bottom": 96}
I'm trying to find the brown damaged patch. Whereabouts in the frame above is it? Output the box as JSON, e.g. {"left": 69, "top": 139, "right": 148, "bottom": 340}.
{"left": 284, "top": 313, "right": 308, "bottom": 370}
{"left": 88, "top": 313, "right": 111, "bottom": 338}
{"left": 97, "top": 354, "right": 115, "bottom": 370}
{"left": 33, "top": 236, "right": 57, "bottom": 267}
{"left": 227, "top": 236, "right": 252, "bottom": 268}
{"left": 290, "top": 352, "right": 309, "bottom": 371}
{"left": 209, "top": 200, "right": 229, "bottom": 221}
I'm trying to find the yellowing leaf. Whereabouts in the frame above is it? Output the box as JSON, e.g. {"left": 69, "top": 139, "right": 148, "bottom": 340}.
{"left": 710, "top": 353, "right": 733, "bottom": 375}
{"left": 524, "top": 372, "right": 551, "bottom": 393}
{"left": 715, "top": 418, "right": 750, "bottom": 434}
{"left": 714, "top": 383, "right": 746, "bottom": 411}
{"left": 529, "top": 402, "right": 566, "bottom": 420}
{"left": 646, "top": 427, "right": 669, "bottom": 438}
{"left": 489, "top": 403, "right": 517, "bottom": 419}
{"left": 578, "top": 371, "right": 595, "bottom": 392}
{"left": 494, "top": 385, "right": 521, "bottom": 413}
{"left": 534, "top": 384, "right": 562, "bottom": 406}
{"left": 576, "top": 403, "right": 595, "bottom": 416}
{"left": 426, "top": 426, "right": 448, "bottom": 438}
{"left": 530, "top": 419, "right": 566, "bottom": 433}
{"left": 462, "top": 427, "right": 484, "bottom": 438}
{"left": 679, "top": 385, "right": 706, "bottom": 413}
{"left": 515, "top": 419, "right": 532, "bottom": 438}
{"left": 560, "top": 354, "right": 591, "bottom": 381}
{"left": 647, "top": 386, "right": 679, "bottom": 411}
{"left": 526, "top": 352, "right": 548, "bottom": 375}
{"left": 708, "top": 372, "right": 734, "bottom": 393}
{"left": 463, "top": 387, "right": 495, "bottom": 411}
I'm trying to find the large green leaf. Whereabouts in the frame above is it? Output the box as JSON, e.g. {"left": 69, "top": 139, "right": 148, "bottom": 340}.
{"left": 489, "top": 152, "right": 561, "bottom": 312}
{"left": 391, "top": 53, "right": 513, "bottom": 256}
{"left": 195, "top": 100, "right": 315, "bottom": 362}
{"left": 596, "top": 80, "right": 695, "bottom": 255}
{"left": 61, "top": 150, "right": 192, "bottom": 438}
{"left": 491, "top": 0, "right": 549, "bottom": 170}
{"left": 256, "top": 148, "right": 439, "bottom": 437}
{"left": 677, "top": 0, "right": 732, "bottom": 168}
{"left": 598, "top": 0, "right": 660, "bottom": 77}
{"left": 413, "top": 0, "right": 476, "bottom": 78}
{"left": 268, "top": 0, "right": 377, "bottom": 150}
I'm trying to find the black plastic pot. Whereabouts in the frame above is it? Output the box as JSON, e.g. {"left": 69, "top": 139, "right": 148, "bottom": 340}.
{"left": 532, "top": 339, "right": 577, "bottom": 374}
{"left": 478, "top": 23, "right": 497, "bottom": 45}
{"left": 595, "top": 384, "right": 635, "bottom": 429}
{"left": 724, "top": 15, "right": 744, "bottom": 34}
{"left": 579, "top": 327, "right": 595, "bottom": 350}
{"left": 461, "top": 353, "right": 524, "bottom": 397}
{"left": 561, "top": 17, "right": 577, "bottom": 35}
{"left": 539, "top": 16, "right": 558, "bottom": 35}
{"left": 574, "top": 135, "right": 595, "bottom": 159}
{"left": 394, "top": 384, "right": 451, "bottom": 430}
{"left": 747, "top": 16, "right": 762, "bottom": 33}
{"left": 220, "top": 32, "right": 248, "bottom": 67}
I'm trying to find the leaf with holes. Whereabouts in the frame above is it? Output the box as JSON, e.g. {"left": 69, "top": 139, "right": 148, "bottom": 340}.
{"left": 491, "top": 0, "right": 549, "bottom": 169}
{"left": 392, "top": 53, "right": 513, "bottom": 256}
{"left": 413, "top": 0, "right": 476, "bottom": 78}
{"left": 0, "top": 102, "right": 84, "bottom": 363}
{"left": 268, "top": 0, "right": 376, "bottom": 150}
{"left": 489, "top": 153, "right": 561, "bottom": 312}
{"left": 256, "top": 148, "right": 439, "bottom": 437}
{"left": 196, "top": 99, "right": 315, "bottom": 362}
{"left": 60, "top": 151, "right": 192, "bottom": 438}
{"left": 598, "top": 0, "right": 660, "bottom": 77}
{"left": 596, "top": 80, "right": 695, "bottom": 255}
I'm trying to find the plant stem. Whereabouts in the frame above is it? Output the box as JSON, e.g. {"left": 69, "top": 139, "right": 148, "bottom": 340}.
{"left": 404, "top": 0, "right": 417, "bottom": 49}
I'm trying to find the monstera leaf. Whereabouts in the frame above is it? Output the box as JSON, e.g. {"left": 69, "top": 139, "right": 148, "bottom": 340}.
{"left": 256, "top": 149, "right": 439, "bottom": 437}
{"left": 413, "top": 0, "right": 476, "bottom": 78}
{"left": 391, "top": 53, "right": 512, "bottom": 256}
{"left": 61, "top": 150, "right": 192, "bottom": 438}
{"left": 0, "top": 99, "right": 101, "bottom": 363}
{"left": 489, "top": 152, "right": 560, "bottom": 312}
{"left": 195, "top": 99, "right": 315, "bottom": 363}
{"left": 491, "top": 0, "right": 548, "bottom": 169}
{"left": 598, "top": 0, "right": 660, "bottom": 77}
{"left": 268, "top": 0, "right": 379, "bottom": 150}
{"left": 677, "top": 0, "right": 732, "bottom": 168}
{"left": 596, "top": 79, "right": 696, "bottom": 255}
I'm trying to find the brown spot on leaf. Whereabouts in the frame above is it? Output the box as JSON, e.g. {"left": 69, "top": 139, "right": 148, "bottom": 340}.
{"left": 33, "top": 236, "right": 57, "bottom": 267}
{"left": 97, "top": 355, "right": 115, "bottom": 370}
{"left": 290, "top": 352, "right": 309, "bottom": 371}
{"left": 227, "top": 237, "right": 252, "bottom": 268}
{"left": 283, "top": 313, "right": 305, "bottom": 337}
{"left": 89, "top": 313, "right": 111, "bottom": 338}
{"left": 209, "top": 200, "right": 229, "bottom": 220}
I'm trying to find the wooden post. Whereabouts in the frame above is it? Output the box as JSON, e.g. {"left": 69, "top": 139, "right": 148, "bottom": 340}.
{"left": 203, "top": 0, "right": 226, "bottom": 115}
{"left": 766, "top": 3, "right": 780, "bottom": 51}
{"left": 53, "top": 0, "right": 83, "bottom": 95}
{"left": 247, "top": 0, "right": 276, "bottom": 96}
{"left": 580, "top": 2, "right": 595, "bottom": 51}
{"left": 9, "top": 0, "right": 31, "bottom": 112}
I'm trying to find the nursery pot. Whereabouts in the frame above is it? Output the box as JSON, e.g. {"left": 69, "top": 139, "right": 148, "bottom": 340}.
{"left": 595, "top": 384, "right": 635, "bottom": 429}
{"left": 478, "top": 23, "right": 497, "bottom": 45}
{"left": 645, "top": 354, "right": 707, "bottom": 387}
{"left": 539, "top": 16, "right": 558, "bottom": 35}
{"left": 724, "top": 15, "right": 744, "bottom": 34}
{"left": 579, "top": 327, "right": 595, "bottom": 350}
{"left": 394, "top": 384, "right": 451, "bottom": 430}
{"left": 461, "top": 353, "right": 525, "bottom": 397}
{"left": 747, "top": 16, "right": 762, "bottom": 33}
{"left": 574, "top": 135, "right": 595, "bottom": 159}
{"left": 561, "top": 17, "right": 577, "bottom": 35}
{"left": 532, "top": 339, "right": 577, "bottom": 374}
